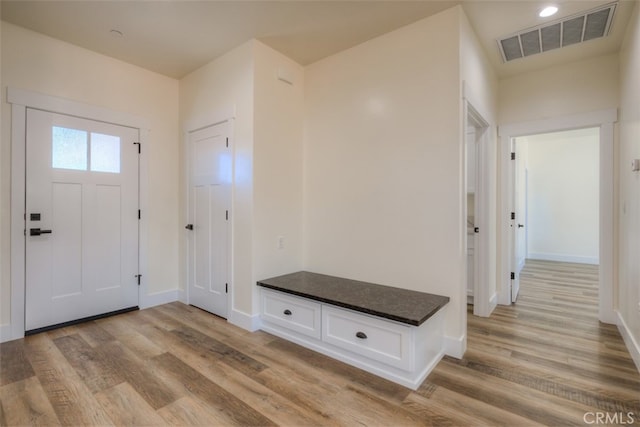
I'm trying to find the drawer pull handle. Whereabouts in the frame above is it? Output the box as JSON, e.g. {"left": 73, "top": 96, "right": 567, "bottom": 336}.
{"left": 356, "top": 331, "right": 367, "bottom": 339}
{"left": 283, "top": 309, "right": 292, "bottom": 316}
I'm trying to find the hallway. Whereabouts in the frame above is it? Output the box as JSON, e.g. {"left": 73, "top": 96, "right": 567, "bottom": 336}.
{"left": 431, "top": 260, "right": 640, "bottom": 425}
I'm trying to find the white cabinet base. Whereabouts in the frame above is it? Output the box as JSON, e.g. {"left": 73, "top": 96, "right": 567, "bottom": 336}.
{"left": 259, "top": 289, "right": 446, "bottom": 390}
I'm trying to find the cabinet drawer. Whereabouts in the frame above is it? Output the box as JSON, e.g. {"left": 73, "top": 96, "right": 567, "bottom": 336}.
{"left": 261, "top": 289, "right": 321, "bottom": 339}
{"left": 322, "top": 306, "right": 412, "bottom": 371}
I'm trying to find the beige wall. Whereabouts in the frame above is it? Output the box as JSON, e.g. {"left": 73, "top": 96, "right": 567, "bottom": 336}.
{"left": 252, "top": 41, "right": 305, "bottom": 312}
{"left": 618, "top": 1, "right": 640, "bottom": 366}
{"left": 303, "top": 6, "right": 490, "bottom": 343}
{"left": 460, "top": 11, "right": 498, "bottom": 126}
{"left": 522, "top": 128, "right": 600, "bottom": 263}
{"left": 499, "top": 53, "right": 619, "bottom": 125}
{"left": 0, "top": 22, "right": 180, "bottom": 327}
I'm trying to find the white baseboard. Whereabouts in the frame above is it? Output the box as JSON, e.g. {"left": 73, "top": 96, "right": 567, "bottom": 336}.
{"left": 443, "top": 334, "right": 466, "bottom": 359}
{"left": 599, "top": 308, "right": 618, "bottom": 325}
{"left": 489, "top": 293, "right": 498, "bottom": 314}
{"left": 0, "top": 324, "right": 13, "bottom": 343}
{"left": 139, "top": 289, "right": 179, "bottom": 310}
{"left": 617, "top": 310, "right": 640, "bottom": 373}
{"left": 528, "top": 252, "right": 599, "bottom": 265}
{"left": 178, "top": 288, "right": 187, "bottom": 304}
{"left": 228, "top": 309, "right": 261, "bottom": 332}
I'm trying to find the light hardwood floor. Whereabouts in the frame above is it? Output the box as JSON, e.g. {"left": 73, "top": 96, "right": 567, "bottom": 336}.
{"left": 1, "top": 260, "right": 639, "bottom": 426}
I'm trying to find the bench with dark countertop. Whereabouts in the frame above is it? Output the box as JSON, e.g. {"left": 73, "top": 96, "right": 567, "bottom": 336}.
{"left": 257, "top": 271, "right": 450, "bottom": 390}
{"left": 257, "top": 271, "right": 449, "bottom": 326}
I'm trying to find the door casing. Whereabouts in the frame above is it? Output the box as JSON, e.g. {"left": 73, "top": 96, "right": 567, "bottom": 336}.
{"left": 6, "top": 87, "right": 150, "bottom": 342}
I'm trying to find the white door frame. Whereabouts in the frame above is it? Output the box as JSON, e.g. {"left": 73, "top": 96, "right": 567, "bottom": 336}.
{"left": 465, "top": 102, "right": 493, "bottom": 318}
{"left": 498, "top": 109, "right": 617, "bottom": 324}
{"left": 6, "top": 87, "right": 150, "bottom": 342}
{"left": 182, "top": 109, "right": 235, "bottom": 318}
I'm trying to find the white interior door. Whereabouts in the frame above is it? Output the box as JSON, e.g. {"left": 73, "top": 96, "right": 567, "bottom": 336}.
{"left": 25, "top": 108, "right": 139, "bottom": 331}
{"left": 511, "top": 138, "right": 527, "bottom": 302}
{"left": 466, "top": 126, "right": 477, "bottom": 303}
{"left": 187, "top": 122, "right": 231, "bottom": 318}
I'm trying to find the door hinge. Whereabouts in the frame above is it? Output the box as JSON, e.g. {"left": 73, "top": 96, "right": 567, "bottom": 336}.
{"left": 511, "top": 152, "right": 515, "bottom": 160}
{"left": 138, "top": 209, "right": 141, "bottom": 220}
{"left": 136, "top": 274, "right": 142, "bottom": 286}
{"left": 133, "top": 142, "right": 141, "bottom": 154}
{"left": 225, "top": 210, "right": 228, "bottom": 220}
{"left": 510, "top": 272, "right": 515, "bottom": 280}
{"left": 511, "top": 212, "right": 515, "bottom": 220}
{"left": 225, "top": 283, "right": 228, "bottom": 293}
{"left": 226, "top": 137, "right": 229, "bottom": 148}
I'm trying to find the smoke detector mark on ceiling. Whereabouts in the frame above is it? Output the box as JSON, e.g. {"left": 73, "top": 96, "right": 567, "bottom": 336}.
{"left": 498, "top": 2, "right": 617, "bottom": 62}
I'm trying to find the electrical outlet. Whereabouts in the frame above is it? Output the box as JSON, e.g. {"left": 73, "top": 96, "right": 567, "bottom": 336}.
{"left": 276, "top": 236, "right": 284, "bottom": 250}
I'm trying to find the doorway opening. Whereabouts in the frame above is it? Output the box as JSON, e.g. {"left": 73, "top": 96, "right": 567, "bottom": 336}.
{"left": 7, "top": 87, "right": 150, "bottom": 342}
{"left": 465, "top": 102, "right": 493, "bottom": 318}
{"left": 511, "top": 128, "right": 600, "bottom": 303}
{"left": 499, "top": 109, "right": 616, "bottom": 324}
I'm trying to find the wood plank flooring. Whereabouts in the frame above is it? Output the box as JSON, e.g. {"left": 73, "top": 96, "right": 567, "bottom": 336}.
{"left": 1, "top": 260, "right": 639, "bottom": 426}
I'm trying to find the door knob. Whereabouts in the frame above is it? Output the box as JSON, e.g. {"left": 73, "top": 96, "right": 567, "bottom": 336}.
{"left": 185, "top": 224, "right": 193, "bottom": 230}
{"left": 30, "top": 228, "right": 52, "bottom": 236}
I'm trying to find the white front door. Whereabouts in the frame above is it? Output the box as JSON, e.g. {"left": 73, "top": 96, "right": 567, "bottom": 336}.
{"left": 25, "top": 108, "right": 140, "bottom": 331}
{"left": 187, "top": 122, "right": 231, "bottom": 318}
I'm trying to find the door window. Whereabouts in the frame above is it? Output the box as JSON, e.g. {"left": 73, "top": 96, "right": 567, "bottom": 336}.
{"left": 51, "top": 126, "right": 121, "bottom": 173}
{"left": 52, "top": 126, "right": 87, "bottom": 170}
{"left": 91, "top": 132, "right": 121, "bottom": 173}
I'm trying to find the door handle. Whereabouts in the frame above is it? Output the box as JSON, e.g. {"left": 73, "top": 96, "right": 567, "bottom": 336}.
{"left": 185, "top": 224, "right": 193, "bottom": 230}
{"left": 518, "top": 224, "right": 524, "bottom": 228}
{"left": 30, "top": 228, "right": 52, "bottom": 236}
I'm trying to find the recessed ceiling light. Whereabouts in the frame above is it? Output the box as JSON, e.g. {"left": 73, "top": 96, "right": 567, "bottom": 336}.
{"left": 110, "top": 29, "right": 123, "bottom": 38}
{"left": 539, "top": 6, "right": 559, "bottom": 17}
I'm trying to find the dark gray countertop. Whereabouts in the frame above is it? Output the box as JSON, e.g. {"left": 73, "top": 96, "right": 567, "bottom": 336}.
{"left": 257, "top": 271, "right": 449, "bottom": 326}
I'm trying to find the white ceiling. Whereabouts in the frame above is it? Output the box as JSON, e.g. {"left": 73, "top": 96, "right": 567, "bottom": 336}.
{"left": 1, "top": 0, "right": 636, "bottom": 79}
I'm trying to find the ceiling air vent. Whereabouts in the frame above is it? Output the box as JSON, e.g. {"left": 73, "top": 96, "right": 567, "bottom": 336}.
{"left": 498, "top": 2, "right": 617, "bottom": 62}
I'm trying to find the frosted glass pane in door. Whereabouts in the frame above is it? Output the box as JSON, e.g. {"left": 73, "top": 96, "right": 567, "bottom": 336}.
{"left": 91, "top": 132, "right": 121, "bottom": 173}
{"left": 52, "top": 126, "right": 87, "bottom": 170}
